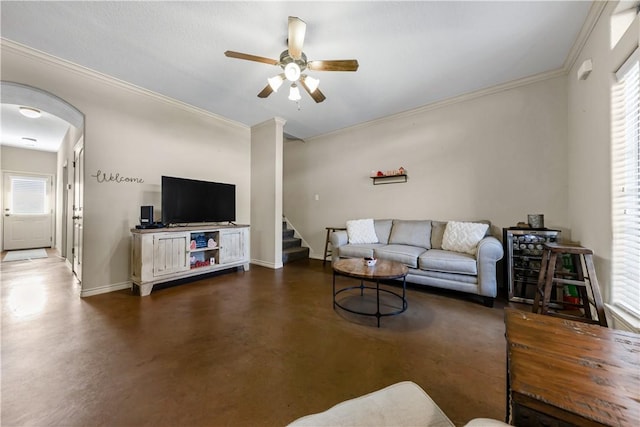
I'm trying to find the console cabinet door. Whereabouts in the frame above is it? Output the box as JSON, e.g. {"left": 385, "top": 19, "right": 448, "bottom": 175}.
{"left": 153, "top": 233, "right": 189, "bottom": 276}
{"left": 219, "top": 228, "right": 247, "bottom": 264}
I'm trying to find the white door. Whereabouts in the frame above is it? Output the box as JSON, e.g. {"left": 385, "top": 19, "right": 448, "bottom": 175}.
{"left": 2, "top": 172, "right": 53, "bottom": 250}
{"left": 72, "top": 140, "right": 84, "bottom": 282}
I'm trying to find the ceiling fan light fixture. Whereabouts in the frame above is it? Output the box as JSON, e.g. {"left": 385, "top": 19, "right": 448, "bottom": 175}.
{"left": 267, "top": 74, "right": 284, "bottom": 92}
{"left": 288, "top": 83, "right": 302, "bottom": 101}
{"left": 304, "top": 75, "right": 320, "bottom": 93}
{"left": 19, "top": 106, "right": 42, "bottom": 118}
{"left": 284, "top": 62, "right": 301, "bottom": 82}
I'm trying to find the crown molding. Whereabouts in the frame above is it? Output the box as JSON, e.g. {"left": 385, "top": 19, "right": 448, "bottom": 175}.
{"left": 310, "top": 66, "right": 567, "bottom": 142}
{"left": 308, "top": 2, "right": 609, "bottom": 142}
{"left": 562, "top": 1, "right": 609, "bottom": 72}
{"left": 0, "top": 38, "right": 249, "bottom": 131}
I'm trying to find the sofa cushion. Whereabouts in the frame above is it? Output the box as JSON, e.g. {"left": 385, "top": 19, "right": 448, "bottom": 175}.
{"left": 388, "top": 220, "right": 431, "bottom": 249}
{"left": 442, "top": 221, "right": 489, "bottom": 255}
{"left": 346, "top": 219, "right": 378, "bottom": 244}
{"left": 374, "top": 244, "right": 427, "bottom": 268}
{"left": 419, "top": 249, "right": 477, "bottom": 275}
{"left": 339, "top": 244, "right": 385, "bottom": 259}
{"left": 374, "top": 219, "right": 394, "bottom": 244}
{"left": 431, "top": 221, "right": 447, "bottom": 249}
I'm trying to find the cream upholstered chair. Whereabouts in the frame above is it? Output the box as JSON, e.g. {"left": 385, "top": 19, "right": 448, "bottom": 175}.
{"left": 287, "top": 381, "right": 510, "bottom": 427}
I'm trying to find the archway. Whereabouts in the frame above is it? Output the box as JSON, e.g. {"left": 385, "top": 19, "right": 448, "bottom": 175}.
{"left": 1, "top": 81, "right": 85, "bottom": 284}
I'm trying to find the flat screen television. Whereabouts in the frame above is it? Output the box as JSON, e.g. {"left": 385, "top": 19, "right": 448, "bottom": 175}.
{"left": 161, "top": 176, "right": 236, "bottom": 225}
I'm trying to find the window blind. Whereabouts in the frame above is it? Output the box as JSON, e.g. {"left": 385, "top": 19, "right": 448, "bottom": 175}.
{"left": 11, "top": 177, "right": 47, "bottom": 214}
{"left": 611, "top": 48, "right": 640, "bottom": 319}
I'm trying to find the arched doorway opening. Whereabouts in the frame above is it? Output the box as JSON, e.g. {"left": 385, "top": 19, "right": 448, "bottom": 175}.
{"left": 1, "top": 81, "right": 85, "bottom": 285}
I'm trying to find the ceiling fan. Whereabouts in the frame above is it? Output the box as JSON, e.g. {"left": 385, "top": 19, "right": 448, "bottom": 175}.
{"left": 224, "top": 16, "right": 359, "bottom": 103}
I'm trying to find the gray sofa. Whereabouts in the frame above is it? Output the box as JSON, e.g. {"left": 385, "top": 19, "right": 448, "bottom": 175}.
{"left": 330, "top": 219, "right": 504, "bottom": 307}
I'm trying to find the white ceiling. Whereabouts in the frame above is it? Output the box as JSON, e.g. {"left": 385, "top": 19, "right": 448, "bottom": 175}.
{"left": 0, "top": 1, "right": 593, "bottom": 151}
{"left": 1, "top": 104, "right": 71, "bottom": 151}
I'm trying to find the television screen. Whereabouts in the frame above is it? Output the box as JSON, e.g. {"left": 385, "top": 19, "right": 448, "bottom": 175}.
{"left": 161, "top": 176, "right": 236, "bottom": 225}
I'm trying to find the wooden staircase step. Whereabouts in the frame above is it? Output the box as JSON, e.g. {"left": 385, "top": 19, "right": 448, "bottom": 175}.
{"left": 283, "top": 246, "right": 310, "bottom": 264}
{"left": 282, "top": 221, "right": 309, "bottom": 264}
{"left": 283, "top": 237, "right": 302, "bottom": 250}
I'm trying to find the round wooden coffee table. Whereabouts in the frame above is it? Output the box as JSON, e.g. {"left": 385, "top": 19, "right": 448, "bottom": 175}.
{"left": 332, "top": 258, "right": 409, "bottom": 327}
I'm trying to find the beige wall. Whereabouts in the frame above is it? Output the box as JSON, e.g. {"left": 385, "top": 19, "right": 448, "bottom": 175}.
{"left": 250, "top": 118, "right": 285, "bottom": 269}
{"left": 284, "top": 75, "right": 569, "bottom": 259}
{"left": 567, "top": 3, "right": 638, "bottom": 304}
{"left": 1, "top": 41, "right": 251, "bottom": 295}
{"left": 1, "top": 145, "right": 57, "bottom": 174}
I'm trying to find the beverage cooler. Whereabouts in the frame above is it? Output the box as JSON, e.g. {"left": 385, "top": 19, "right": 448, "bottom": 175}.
{"left": 503, "top": 227, "right": 561, "bottom": 303}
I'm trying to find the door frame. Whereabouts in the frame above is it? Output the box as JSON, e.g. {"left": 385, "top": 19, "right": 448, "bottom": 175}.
{"left": 72, "top": 138, "right": 84, "bottom": 285}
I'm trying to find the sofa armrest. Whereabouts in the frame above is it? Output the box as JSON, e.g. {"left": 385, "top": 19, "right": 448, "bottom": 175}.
{"left": 464, "top": 419, "right": 510, "bottom": 427}
{"left": 476, "top": 236, "right": 504, "bottom": 298}
{"left": 287, "top": 381, "right": 455, "bottom": 427}
{"left": 330, "top": 230, "right": 349, "bottom": 262}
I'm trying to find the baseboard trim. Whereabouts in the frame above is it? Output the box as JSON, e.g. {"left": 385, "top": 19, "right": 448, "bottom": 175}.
{"left": 251, "top": 259, "right": 283, "bottom": 269}
{"left": 81, "top": 281, "right": 131, "bottom": 297}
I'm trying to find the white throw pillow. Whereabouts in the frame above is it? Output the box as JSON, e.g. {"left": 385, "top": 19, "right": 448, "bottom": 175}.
{"left": 346, "top": 219, "right": 379, "bottom": 244}
{"left": 442, "top": 221, "right": 489, "bottom": 255}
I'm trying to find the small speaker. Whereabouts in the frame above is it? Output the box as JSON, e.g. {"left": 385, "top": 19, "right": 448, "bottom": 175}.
{"left": 140, "top": 206, "right": 153, "bottom": 225}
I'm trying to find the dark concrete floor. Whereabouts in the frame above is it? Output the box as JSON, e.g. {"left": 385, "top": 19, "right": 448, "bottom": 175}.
{"left": 1, "top": 251, "right": 515, "bottom": 426}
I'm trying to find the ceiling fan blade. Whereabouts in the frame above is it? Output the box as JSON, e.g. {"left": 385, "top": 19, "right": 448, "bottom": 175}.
{"left": 224, "top": 51, "right": 279, "bottom": 66}
{"left": 288, "top": 16, "right": 306, "bottom": 60}
{"left": 299, "top": 78, "right": 326, "bottom": 103}
{"left": 307, "top": 60, "right": 359, "bottom": 72}
{"left": 257, "top": 84, "right": 274, "bottom": 98}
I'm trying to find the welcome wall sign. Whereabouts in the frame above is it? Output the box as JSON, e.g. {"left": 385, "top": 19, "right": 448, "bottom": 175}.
{"left": 91, "top": 170, "right": 144, "bottom": 184}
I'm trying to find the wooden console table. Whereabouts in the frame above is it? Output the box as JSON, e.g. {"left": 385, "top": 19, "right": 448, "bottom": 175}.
{"left": 504, "top": 308, "right": 640, "bottom": 426}
{"left": 131, "top": 224, "right": 250, "bottom": 296}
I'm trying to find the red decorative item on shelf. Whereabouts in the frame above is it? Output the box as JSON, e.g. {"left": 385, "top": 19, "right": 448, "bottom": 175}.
{"left": 376, "top": 171, "right": 384, "bottom": 177}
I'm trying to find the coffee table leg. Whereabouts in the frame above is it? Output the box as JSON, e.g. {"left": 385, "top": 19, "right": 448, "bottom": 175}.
{"left": 333, "top": 272, "right": 336, "bottom": 308}
{"left": 360, "top": 280, "right": 364, "bottom": 296}
{"left": 403, "top": 276, "right": 407, "bottom": 310}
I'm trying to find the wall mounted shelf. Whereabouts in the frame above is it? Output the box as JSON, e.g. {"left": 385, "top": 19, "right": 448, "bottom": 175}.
{"left": 371, "top": 174, "right": 408, "bottom": 185}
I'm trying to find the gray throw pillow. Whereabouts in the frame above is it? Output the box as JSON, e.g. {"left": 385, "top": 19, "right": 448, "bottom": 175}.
{"left": 431, "top": 221, "right": 447, "bottom": 249}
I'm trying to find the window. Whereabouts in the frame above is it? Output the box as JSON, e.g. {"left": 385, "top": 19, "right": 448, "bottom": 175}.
{"left": 611, "top": 48, "right": 640, "bottom": 322}
{"left": 10, "top": 176, "right": 49, "bottom": 214}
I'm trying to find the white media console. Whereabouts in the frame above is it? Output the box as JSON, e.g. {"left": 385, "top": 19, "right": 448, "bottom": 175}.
{"left": 130, "top": 224, "right": 250, "bottom": 296}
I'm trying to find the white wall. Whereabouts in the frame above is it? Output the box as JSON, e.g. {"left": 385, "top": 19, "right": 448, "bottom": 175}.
{"left": 567, "top": 3, "right": 638, "bottom": 304}
{"left": 284, "top": 75, "right": 569, "bottom": 258}
{"left": 1, "top": 40, "right": 251, "bottom": 295}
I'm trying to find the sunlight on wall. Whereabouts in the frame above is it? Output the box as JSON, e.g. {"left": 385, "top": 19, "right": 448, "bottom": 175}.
{"left": 610, "top": 1, "right": 639, "bottom": 49}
